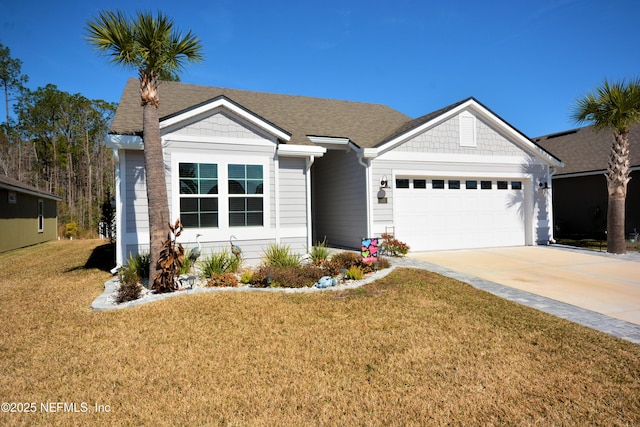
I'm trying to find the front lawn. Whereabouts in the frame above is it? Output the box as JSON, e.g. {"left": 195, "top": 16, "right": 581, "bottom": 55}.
{"left": 1, "top": 240, "right": 638, "bottom": 425}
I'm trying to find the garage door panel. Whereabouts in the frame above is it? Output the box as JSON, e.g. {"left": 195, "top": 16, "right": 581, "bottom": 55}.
{"left": 395, "top": 178, "right": 526, "bottom": 251}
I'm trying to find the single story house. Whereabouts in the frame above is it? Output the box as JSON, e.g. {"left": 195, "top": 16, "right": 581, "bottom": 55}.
{"left": 535, "top": 125, "right": 640, "bottom": 239}
{"left": 0, "top": 175, "right": 61, "bottom": 253}
{"left": 107, "top": 78, "right": 563, "bottom": 265}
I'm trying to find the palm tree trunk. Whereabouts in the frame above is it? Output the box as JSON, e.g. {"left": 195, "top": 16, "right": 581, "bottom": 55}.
{"left": 605, "top": 130, "right": 631, "bottom": 254}
{"left": 142, "top": 103, "right": 170, "bottom": 284}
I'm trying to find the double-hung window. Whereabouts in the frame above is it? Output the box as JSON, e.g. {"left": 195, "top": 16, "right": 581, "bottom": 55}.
{"left": 228, "top": 164, "right": 263, "bottom": 227}
{"left": 179, "top": 163, "right": 219, "bottom": 228}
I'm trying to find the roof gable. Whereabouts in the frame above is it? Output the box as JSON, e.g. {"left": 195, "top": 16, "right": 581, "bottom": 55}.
{"left": 373, "top": 98, "right": 563, "bottom": 166}
{"left": 110, "top": 78, "right": 411, "bottom": 147}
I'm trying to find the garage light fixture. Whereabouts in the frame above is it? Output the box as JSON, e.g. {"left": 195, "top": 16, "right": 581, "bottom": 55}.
{"left": 380, "top": 175, "right": 389, "bottom": 188}
{"left": 538, "top": 180, "right": 549, "bottom": 190}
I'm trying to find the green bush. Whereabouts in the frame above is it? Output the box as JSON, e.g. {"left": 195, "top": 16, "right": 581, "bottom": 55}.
{"left": 201, "top": 250, "right": 241, "bottom": 278}
{"left": 240, "top": 270, "right": 253, "bottom": 284}
{"left": 64, "top": 222, "right": 79, "bottom": 239}
{"left": 262, "top": 243, "right": 302, "bottom": 267}
{"left": 345, "top": 265, "right": 364, "bottom": 280}
{"left": 309, "top": 240, "right": 330, "bottom": 264}
{"left": 125, "top": 252, "right": 150, "bottom": 279}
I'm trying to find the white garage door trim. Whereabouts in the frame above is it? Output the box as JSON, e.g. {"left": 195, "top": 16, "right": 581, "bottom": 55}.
{"left": 393, "top": 176, "right": 532, "bottom": 251}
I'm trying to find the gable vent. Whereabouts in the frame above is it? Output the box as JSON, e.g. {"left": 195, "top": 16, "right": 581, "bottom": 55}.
{"left": 459, "top": 112, "right": 476, "bottom": 147}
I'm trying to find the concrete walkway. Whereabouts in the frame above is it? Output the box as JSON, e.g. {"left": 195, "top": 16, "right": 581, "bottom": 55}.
{"left": 392, "top": 245, "right": 640, "bottom": 345}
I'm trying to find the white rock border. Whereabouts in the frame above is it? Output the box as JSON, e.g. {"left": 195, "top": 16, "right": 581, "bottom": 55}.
{"left": 91, "top": 265, "right": 398, "bottom": 311}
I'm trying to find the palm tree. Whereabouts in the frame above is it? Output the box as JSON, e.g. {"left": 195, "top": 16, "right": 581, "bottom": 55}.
{"left": 572, "top": 78, "right": 640, "bottom": 254}
{"left": 86, "top": 10, "right": 203, "bottom": 285}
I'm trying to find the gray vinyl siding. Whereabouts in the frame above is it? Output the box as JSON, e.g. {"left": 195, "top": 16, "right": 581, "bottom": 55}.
{"left": 312, "top": 150, "right": 367, "bottom": 249}
{"left": 124, "top": 150, "right": 149, "bottom": 234}
{"left": 279, "top": 157, "right": 307, "bottom": 228}
{"left": 394, "top": 112, "right": 523, "bottom": 156}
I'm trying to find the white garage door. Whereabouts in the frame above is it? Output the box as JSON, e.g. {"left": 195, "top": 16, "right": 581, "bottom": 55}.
{"left": 394, "top": 177, "right": 528, "bottom": 251}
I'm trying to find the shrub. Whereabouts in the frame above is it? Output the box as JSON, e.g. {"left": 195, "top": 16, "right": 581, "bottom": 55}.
{"left": 309, "top": 240, "right": 330, "bottom": 264}
{"left": 329, "top": 251, "right": 361, "bottom": 271}
{"left": 64, "top": 222, "right": 79, "bottom": 239}
{"left": 251, "top": 265, "right": 325, "bottom": 288}
{"left": 115, "top": 269, "right": 142, "bottom": 304}
{"left": 345, "top": 265, "right": 364, "bottom": 280}
{"left": 240, "top": 270, "right": 253, "bottom": 284}
{"left": 125, "top": 251, "right": 150, "bottom": 279}
{"left": 201, "top": 250, "right": 241, "bottom": 278}
{"left": 206, "top": 273, "right": 239, "bottom": 288}
{"left": 380, "top": 233, "right": 410, "bottom": 256}
{"left": 262, "top": 243, "right": 302, "bottom": 267}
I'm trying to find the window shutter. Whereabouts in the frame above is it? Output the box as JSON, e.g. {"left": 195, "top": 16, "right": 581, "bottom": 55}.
{"left": 459, "top": 112, "right": 476, "bottom": 147}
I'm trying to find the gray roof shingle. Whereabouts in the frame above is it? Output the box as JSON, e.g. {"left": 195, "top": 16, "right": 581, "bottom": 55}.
{"left": 534, "top": 125, "right": 640, "bottom": 176}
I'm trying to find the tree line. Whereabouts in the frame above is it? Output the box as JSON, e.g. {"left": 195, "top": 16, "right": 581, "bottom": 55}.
{"left": 1, "top": 42, "right": 117, "bottom": 238}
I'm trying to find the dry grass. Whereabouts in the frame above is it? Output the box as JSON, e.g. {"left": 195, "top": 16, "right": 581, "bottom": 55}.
{"left": 1, "top": 240, "right": 639, "bottom": 426}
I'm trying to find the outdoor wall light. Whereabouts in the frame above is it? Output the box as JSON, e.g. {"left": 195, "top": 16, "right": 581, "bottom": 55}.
{"left": 380, "top": 175, "right": 388, "bottom": 188}
{"left": 538, "top": 181, "right": 549, "bottom": 190}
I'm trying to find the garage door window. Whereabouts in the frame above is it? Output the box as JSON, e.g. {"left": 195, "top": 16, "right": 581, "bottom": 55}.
{"left": 448, "top": 180, "right": 461, "bottom": 189}
{"left": 413, "top": 179, "right": 426, "bottom": 189}
{"left": 432, "top": 179, "right": 445, "bottom": 189}
{"left": 512, "top": 181, "right": 522, "bottom": 190}
{"left": 466, "top": 180, "right": 477, "bottom": 189}
{"left": 481, "top": 181, "right": 492, "bottom": 190}
{"left": 396, "top": 179, "right": 409, "bottom": 188}
{"left": 497, "top": 181, "right": 508, "bottom": 190}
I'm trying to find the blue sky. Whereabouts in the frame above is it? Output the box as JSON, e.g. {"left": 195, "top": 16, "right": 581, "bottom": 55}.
{"left": 2, "top": 0, "right": 639, "bottom": 137}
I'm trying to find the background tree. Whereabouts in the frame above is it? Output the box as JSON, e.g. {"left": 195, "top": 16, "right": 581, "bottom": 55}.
{"left": 572, "top": 78, "right": 640, "bottom": 254}
{"left": 86, "top": 10, "right": 203, "bottom": 286}
{"left": 0, "top": 41, "right": 29, "bottom": 177}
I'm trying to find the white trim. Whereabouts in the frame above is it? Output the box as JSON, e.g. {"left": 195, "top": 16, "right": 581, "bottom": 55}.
{"left": 392, "top": 169, "right": 534, "bottom": 179}
{"left": 163, "top": 133, "right": 276, "bottom": 148}
{"left": 274, "top": 154, "right": 280, "bottom": 244}
{"left": 114, "top": 149, "right": 123, "bottom": 265}
{"left": 376, "top": 151, "right": 540, "bottom": 165}
{"left": 159, "top": 97, "right": 291, "bottom": 142}
{"left": 277, "top": 144, "right": 327, "bottom": 157}
{"left": 305, "top": 156, "right": 315, "bottom": 250}
{"left": 105, "top": 134, "right": 143, "bottom": 150}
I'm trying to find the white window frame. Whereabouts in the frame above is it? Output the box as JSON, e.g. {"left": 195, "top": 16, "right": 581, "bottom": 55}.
{"left": 37, "top": 199, "right": 44, "bottom": 233}
{"left": 171, "top": 153, "right": 270, "bottom": 238}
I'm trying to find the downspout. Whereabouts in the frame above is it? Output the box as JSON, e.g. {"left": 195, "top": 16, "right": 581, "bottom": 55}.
{"left": 305, "top": 155, "right": 315, "bottom": 250}
{"left": 548, "top": 166, "right": 558, "bottom": 244}
{"left": 274, "top": 152, "right": 280, "bottom": 244}
{"left": 113, "top": 148, "right": 123, "bottom": 267}
{"left": 357, "top": 154, "right": 372, "bottom": 239}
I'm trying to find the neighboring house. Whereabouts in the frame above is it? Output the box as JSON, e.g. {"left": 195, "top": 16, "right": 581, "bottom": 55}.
{"left": 535, "top": 125, "right": 640, "bottom": 239}
{"left": 107, "top": 78, "right": 563, "bottom": 266}
{"left": 0, "top": 175, "right": 61, "bottom": 253}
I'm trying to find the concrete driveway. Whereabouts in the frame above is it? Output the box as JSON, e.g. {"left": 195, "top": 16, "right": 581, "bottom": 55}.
{"left": 408, "top": 246, "right": 640, "bottom": 326}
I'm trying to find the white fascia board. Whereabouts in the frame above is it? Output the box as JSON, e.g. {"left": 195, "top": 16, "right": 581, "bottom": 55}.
{"left": 307, "top": 135, "right": 355, "bottom": 151}
{"left": 105, "top": 134, "right": 143, "bottom": 150}
{"left": 159, "top": 98, "right": 291, "bottom": 142}
{"left": 278, "top": 144, "right": 326, "bottom": 157}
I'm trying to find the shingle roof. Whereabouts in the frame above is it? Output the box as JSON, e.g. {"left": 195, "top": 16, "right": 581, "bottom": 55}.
{"left": 110, "top": 78, "right": 412, "bottom": 148}
{"left": 534, "top": 125, "right": 640, "bottom": 176}
{"left": 0, "top": 175, "right": 62, "bottom": 200}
